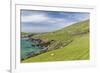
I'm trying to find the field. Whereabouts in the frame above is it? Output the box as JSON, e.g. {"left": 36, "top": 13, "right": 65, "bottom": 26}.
{"left": 22, "top": 20, "right": 89, "bottom": 63}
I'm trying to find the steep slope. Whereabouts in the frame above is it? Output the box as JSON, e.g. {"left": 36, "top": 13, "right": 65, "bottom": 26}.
{"left": 22, "top": 20, "right": 89, "bottom": 62}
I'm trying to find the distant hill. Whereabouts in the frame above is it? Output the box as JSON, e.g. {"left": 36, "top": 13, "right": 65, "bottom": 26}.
{"left": 22, "top": 20, "right": 89, "bottom": 62}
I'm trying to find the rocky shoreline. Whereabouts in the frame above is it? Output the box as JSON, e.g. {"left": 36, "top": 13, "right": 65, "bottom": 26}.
{"left": 21, "top": 37, "right": 51, "bottom": 61}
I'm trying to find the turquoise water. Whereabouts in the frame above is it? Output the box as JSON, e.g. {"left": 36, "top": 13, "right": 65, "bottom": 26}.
{"left": 21, "top": 38, "right": 41, "bottom": 59}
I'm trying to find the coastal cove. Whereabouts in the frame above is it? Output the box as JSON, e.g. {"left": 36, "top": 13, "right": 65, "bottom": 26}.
{"left": 21, "top": 38, "right": 48, "bottom": 60}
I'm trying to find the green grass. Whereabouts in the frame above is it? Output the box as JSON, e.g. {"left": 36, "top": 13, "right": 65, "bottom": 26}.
{"left": 22, "top": 34, "right": 89, "bottom": 62}
{"left": 22, "top": 20, "right": 90, "bottom": 63}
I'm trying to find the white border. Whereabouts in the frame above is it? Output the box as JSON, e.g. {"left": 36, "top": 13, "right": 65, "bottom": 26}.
{"left": 11, "top": 4, "right": 96, "bottom": 73}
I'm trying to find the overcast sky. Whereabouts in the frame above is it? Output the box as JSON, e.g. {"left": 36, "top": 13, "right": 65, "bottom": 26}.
{"left": 21, "top": 10, "right": 89, "bottom": 33}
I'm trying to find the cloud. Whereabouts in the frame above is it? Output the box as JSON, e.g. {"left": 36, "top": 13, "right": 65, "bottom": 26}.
{"left": 21, "top": 11, "right": 68, "bottom": 25}
{"left": 21, "top": 13, "right": 49, "bottom": 23}
{"left": 21, "top": 12, "right": 70, "bottom": 28}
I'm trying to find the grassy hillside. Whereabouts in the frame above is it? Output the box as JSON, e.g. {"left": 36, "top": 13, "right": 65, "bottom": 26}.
{"left": 22, "top": 20, "right": 89, "bottom": 62}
